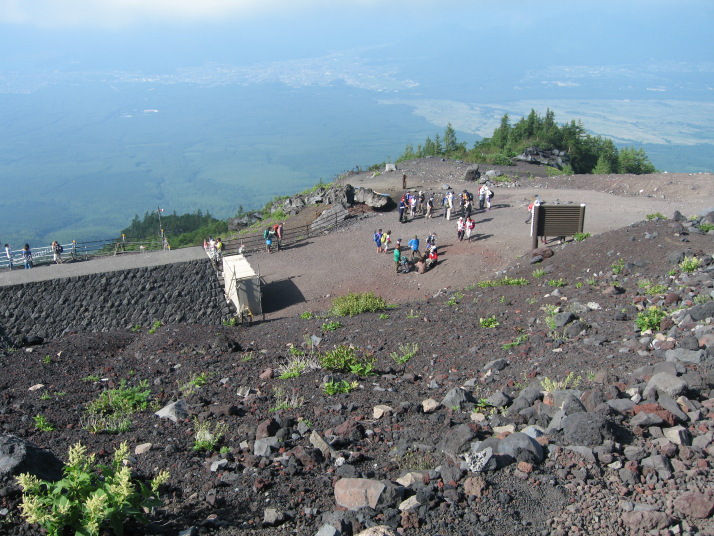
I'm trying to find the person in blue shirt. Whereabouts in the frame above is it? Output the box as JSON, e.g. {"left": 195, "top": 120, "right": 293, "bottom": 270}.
{"left": 407, "top": 235, "right": 420, "bottom": 261}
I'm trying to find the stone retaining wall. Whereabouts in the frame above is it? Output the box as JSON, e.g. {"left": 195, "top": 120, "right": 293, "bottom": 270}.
{"left": 0, "top": 259, "right": 229, "bottom": 345}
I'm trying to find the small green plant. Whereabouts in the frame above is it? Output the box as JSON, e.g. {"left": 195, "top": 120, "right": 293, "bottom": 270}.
{"left": 586, "top": 277, "right": 597, "bottom": 285}
{"left": 575, "top": 282, "right": 583, "bottom": 289}
{"left": 477, "top": 276, "right": 529, "bottom": 288}
{"left": 219, "top": 446, "right": 231, "bottom": 456}
{"left": 81, "top": 374, "right": 100, "bottom": 382}
{"left": 636, "top": 306, "right": 667, "bottom": 332}
{"left": 130, "top": 324, "right": 142, "bottom": 332}
{"left": 694, "top": 294, "right": 712, "bottom": 304}
{"left": 33, "top": 414, "right": 55, "bottom": 432}
{"left": 390, "top": 343, "right": 419, "bottom": 372}
{"left": 502, "top": 334, "right": 529, "bottom": 350}
{"left": 323, "top": 379, "right": 358, "bottom": 395}
{"left": 319, "top": 345, "right": 358, "bottom": 372}
{"left": 277, "top": 355, "right": 319, "bottom": 379}
{"left": 499, "top": 295, "right": 506, "bottom": 304}
{"left": 222, "top": 317, "right": 238, "bottom": 327}
{"left": 644, "top": 284, "right": 668, "bottom": 295}
{"left": 541, "top": 304, "right": 559, "bottom": 331}
{"left": 87, "top": 380, "right": 151, "bottom": 417}
{"left": 667, "top": 268, "right": 678, "bottom": 277}
{"left": 15, "top": 442, "right": 169, "bottom": 536}
{"left": 378, "top": 313, "right": 390, "bottom": 319}
{"left": 540, "top": 372, "right": 582, "bottom": 392}
{"left": 396, "top": 448, "right": 436, "bottom": 471}
{"left": 699, "top": 223, "right": 714, "bottom": 233}
{"left": 192, "top": 419, "right": 228, "bottom": 452}
{"left": 270, "top": 386, "right": 304, "bottom": 412}
{"left": 148, "top": 320, "right": 162, "bottom": 334}
{"left": 299, "top": 311, "right": 315, "bottom": 320}
{"left": 680, "top": 256, "right": 702, "bottom": 273}
{"left": 241, "top": 351, "right": 254, "bottom": 362}
{"left": 39, "top": 391, "right": 52, "bottom": 401}
{"left": 349, "top": 356, "right": 376, "bottom": 377}
{"left": 181, "top": 372, "right": 210, "bottom": 394}
{"left": 321, "top": 320, "right": 343, "bottom": 332}
{"left": 532, "top": 268, "right": 546, "bottom": 278}
{"left": 646, "top": 212, "right": 665, "bottom": 221}
{"left": 526, "top": 296, "right": 538, "bottom": 305}
{"left": 573, "top": 232, "right": 591, "bottom": 241}
{"left": 330, "top": 292, "right": 388, "bottom": 317}
{"left": 547, "top": 278, "right": 567, "bottom": 287}
{"left": 405, "top": 309, "right": 420, "bottom": 319}
{"left": 611, "top": 258, "right": 625, "bottom": 275}
{"left": 479, "top": 315, "right": 500, "bottom": 328}
{"left": 42, "top": 355, "right": 52, "bottom": 365}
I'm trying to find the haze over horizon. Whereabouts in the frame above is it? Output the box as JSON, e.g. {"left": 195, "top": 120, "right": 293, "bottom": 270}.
{"left": 0, "top": 0, "right": 712, "bottom": 247}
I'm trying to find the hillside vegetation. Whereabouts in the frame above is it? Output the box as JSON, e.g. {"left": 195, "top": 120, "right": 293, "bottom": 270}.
{"left": 396, "top": 109, "right": 657, "bottom": 175}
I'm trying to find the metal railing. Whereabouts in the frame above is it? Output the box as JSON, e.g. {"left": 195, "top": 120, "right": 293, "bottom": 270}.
{"left": 222, "top": 208, "right": 359, "bottom": 256}
{"left": 0, "top": 237, "right": 168, "bottom": 269}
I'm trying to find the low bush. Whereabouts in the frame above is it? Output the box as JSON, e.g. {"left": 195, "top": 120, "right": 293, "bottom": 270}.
{"left": 330, "top": 292, "right": 388, "bottom": 317}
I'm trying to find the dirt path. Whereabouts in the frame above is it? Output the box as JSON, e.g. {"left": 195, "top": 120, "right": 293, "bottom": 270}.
{"left": 247, "top": 164, "right": 714, "bottom": 320}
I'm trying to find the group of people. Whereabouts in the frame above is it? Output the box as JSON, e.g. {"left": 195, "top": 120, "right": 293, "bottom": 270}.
{"left": 203, "top": 236, "right": 224, "bottom": 262}
{"left": 373, "top": 230, "right": 439, "bottom": 274}
{"left": 397, "top": 184, "right": 494, "bottom": 224}
{"left": 263, "top": 222, "right": 284, "bottom": 253}
{"left": 2, "top": 241, "right": 65, "bottom": 270}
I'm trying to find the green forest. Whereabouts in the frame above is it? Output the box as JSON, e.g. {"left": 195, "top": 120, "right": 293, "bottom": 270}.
{"left": 121, "top": 210, "right": 228, "bottom": 249}
{"left": 396, "top": 109, "right": 657, "bottom": 175}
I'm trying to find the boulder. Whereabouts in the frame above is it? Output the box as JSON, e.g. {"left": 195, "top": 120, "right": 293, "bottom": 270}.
{"left": 310, "top": 205, "right": 349, "bottom": 231}
{"left": 562, "top": 412, "right": 613, "bottom": 446}
{"left": 354, "top": 187, "right": 392, "bottom": 209}
{"left": 0, "top": 434, "right": 64, "bottom": 483}
{"left": 334, "top": 478, "right": 386, "bottom": 510}
{"left": 463, "top": 165, "right": 481, "bottom": 182}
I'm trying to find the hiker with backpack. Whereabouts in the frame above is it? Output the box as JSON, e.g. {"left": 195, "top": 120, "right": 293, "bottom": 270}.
{"left": 373, "top": 229, "right": 383, "bottom": 253}
{"left": 264, "top": 227, "right": 275, "bottom": 253}
{"left": 21, "top": 244, "right": 32, "bottom": 269}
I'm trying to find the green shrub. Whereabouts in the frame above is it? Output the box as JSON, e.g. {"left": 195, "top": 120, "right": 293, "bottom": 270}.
{"left": 390, "top": 343, "right": 419, "bottom": 372}
{"left": 192, "top": 420, "right": 228, "bottom": 452}
{"left": 16, "top": 442, "right": 169, "bottom": 536}
{"left": 636, "top": 306, "right": 667, "bottom": 332}
{"left": 573, "top": 232, "right": 591, "bottom": 241}
{"left": 33, "top": 414, "right": 54, "bottom": 432}
{"left": 547, "top": 278, "right": 567, "bottom": 287}
{"left": 299, "top": 311, "right": 314, "bottom": 320}
{"left": 319, "top": 345, "right": 358, "bottom": 372}
{"left": 477, "top": 276, "right": 529, "bottom": 288}
{"left": 277, "top": 355, "right": 319, "bottom": 379}
{"left": 87, "top": 380, "right": 151, "bottom": 417}
{"left": 699, "top": 223, "right": 714, "bottom": 233}
{"left": 330, "top": 292, "right": 388, "bottom": 316}
{"left": 532, "top": 269, "right": 546, "bottom": 278}
{"left": 541, "top": 372, "right": 582, "bottom": 392}
{"left": 646, "top": 212, "right": 665, "bottom": 221}
{"left": 502, "top": 334, "right": 528, "bottom": 350}
{"left": 611, "top": 258, "right": 625, "bottom": 275}
{"left": 321, "top": 321, "right": 343, "bottom": 332}
{"left": 680, "top": 256, "right": 702, "bottom": 273}
{"left": 323, "top": 380, "right": 358, "bottom": 395}
{"left": 479, "top": 316, "right": 500, "bottom": 328}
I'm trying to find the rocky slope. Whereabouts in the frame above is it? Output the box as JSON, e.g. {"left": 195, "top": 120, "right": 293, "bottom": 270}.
{"left": 1, "top": 172, "right": 714, "bottom": 536}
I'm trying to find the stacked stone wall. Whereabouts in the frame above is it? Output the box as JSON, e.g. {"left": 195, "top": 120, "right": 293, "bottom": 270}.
{"left": 0, "top": 259, "right": 228, "bottom": 344}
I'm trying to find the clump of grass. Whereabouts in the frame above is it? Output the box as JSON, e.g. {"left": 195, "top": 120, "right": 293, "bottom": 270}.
{"left": 192, "top": 419, "right": 228, "bottom": 452}
{"left": 532, "top": 268, "right": 546, "bottom": 278}
{"left": 573, "top": 232, "right": 591, "bottom": 241}
{"left": 680, "top": 256, "right": 702, "bottom": 273}
{"left": 277, "top": 355, "right": 320, "bottom": 379}
{"left": 321, "top": 320, "right": 343, "bottom": 332}
{"left": 330, "top": 292, "right": 388, "bottom": 317}
{"left": 323, "top": 380, "right": 358, "bottom": 395}
{"left": 390, "top": 343, "right": 419, "bottom": 372}
{"left": 502, "top": 334, "right": 528, "bottom": 350}
{"left": 699, "top": 223, "right": 714, "bottom": 233}
{"left": 270, "top": 386, "right": 304, "bottom": 412}
{"left": 636, "top": 306, "right": 667, "bottom": 332}
{"left": 547, "top": 278, "right": 567, "bottom": 287}
{"left": 84, "top": 379, "right": 152, "bottom": 434}
{"left": 33, "top": 414, "right": 54, "bottom": 432}
{"left": 479, "top": 315, "right": 500, "bottom": 328}
{"left": 611, "top": 258, "right": 625, "bottom": 275}
{"left": 477, "top": 276, "right": 528, "bottom": 288}
{"left": 299, "top": 311, "right": 314, "bottom": 320}
{"left": 646, "top": 212, "right": 665, "bottom": 221}
{"left": 540, "top": 372, "right": 582, "bottom": 392}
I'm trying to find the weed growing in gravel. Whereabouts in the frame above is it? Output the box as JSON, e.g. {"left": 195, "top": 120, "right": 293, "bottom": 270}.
{"left": 646, "top": 212, "right": 665, "bottom": 221}
{"left": 299, "top": 311, "right": 314, "bottom": 320}
{"left": 540, "top": 372, "right": 582, "bottom": 392}
{"left": 446, "top": 291, "right": 464, "bottom": 306}
{"left": 323, "top": 380, "right": 358, "bottom": 395}
{"left": 532, "top": 268, "right": 546, "bottom": 278}
{"left": 573, "top": 232, "right": 591, "bottom": 241}
{"left": 240, "top": 351, "right": 254, "bottom": 362}
{"left": 33, "top": 414, "right": 54, "bottom": 432}
{"left": 222, "top": 317, "right": 238, "bottom": 327}
{"left": 405, "top": 309, "right": 420, "bottom": 319}
{"left": 699, "top": 223, "right": 714, "bottom": 233}
{"left": 42, "top": 355, "right": 52, "bottom": 365}
{"left": 694, "top": 294, "right": 712, "bottom": 304}
{"left": 319, "top": 345, "right": 358, "bottom": 372}
{"left": 148, "top": 320, "right": 162, "bottom": 334}
{"left": 15, "top": 442, "right": 169, "bottom": 536}
{"left": 270, "top": 387, "right": 304, "bottom": 412}
{"left": 378, "top": 313, "right": 390, "bottom": 319}
{"left": 330, "top": 292, "right": 388, "bottom": 316}
{"left": 84, "top": 380, "right": 152, "bottom": 434}
{"left": 277, "top": 355, "right": 320, "bottom": 379}
{"left": 39, "top": 391, "right": 52, "bottom": 401}
{"left": 586, "top": 277, "right": 597, "bottom": 285}
{"left": 526, "top": 297, "right": 538, "bottom": 305}
{"left": 541, "top": 304, "right": 559, "bottom": 331}
{"left": 81, "top": 374, "right": 100, "bottom": 382}
{"left": 390, "top": 343, "right": 419, "bottom": 372}
{"left": 349, "top": 356, "right": 377, "bottom": 377}
{"left": 180, "top": 372, "right": 210, "bottom": 394}
{"left": 396, "top": 448, "right": 436, "bottom": 471}
{"left": 667, "top": 268, "right": 678, "bottom": 276}
{"left": 547, "top": 278, "right": 567, "bottom": 287}
{"left": 193, "top": 419, "right": 228, "bottom": 452}
{"left": 680, "top": 256, "right": 702, "bottom": 273}
{"left": 321, "top": 320, "right": 343, "bottom": 332}
{"left": 502, "top": 334, "right": 528, "bottom": 350}
{"left": 611, "top": 258, "right": 625, "bottom": 275}
{"left": 477, "top": 276, "right": 529, "bottom": 288}
{"left": 130, "top": 324, "right": 142, "bottom": 332}
{"left": 636, "top": 306, "right": 667, "bottom": 332}
{"left": 479, "top": 316, "right": 500, "bottom": 328}
{"left": 575, "top": 282, "right": 583, "bottom": 289}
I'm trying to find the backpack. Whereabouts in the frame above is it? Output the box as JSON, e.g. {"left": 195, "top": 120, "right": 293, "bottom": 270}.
{"left": 489, "top": 191, "right": 495, "bottom": 199}
{"left": 58, "top": 245, "right": 64, "bottom": 253}
{"left": 263, "top": 229, "right": 270, "bottom": 239}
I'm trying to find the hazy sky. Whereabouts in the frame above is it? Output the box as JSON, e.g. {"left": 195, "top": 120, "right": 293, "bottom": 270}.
{"left": 2, "top": 0, "right": 712, "bottom": 72}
